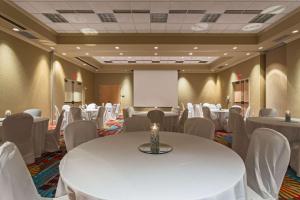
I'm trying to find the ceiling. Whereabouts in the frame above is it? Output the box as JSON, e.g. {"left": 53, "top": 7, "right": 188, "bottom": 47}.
{"left": 1, "top": 0, "right": 300, "bottom": 73}
{"left": 10, "top": 0, "right": 300, "bottom": 33}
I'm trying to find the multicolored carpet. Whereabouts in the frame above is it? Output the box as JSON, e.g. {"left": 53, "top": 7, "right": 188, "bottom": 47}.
{"left": 28, "top": 119, "right": 300, "bottom": 199}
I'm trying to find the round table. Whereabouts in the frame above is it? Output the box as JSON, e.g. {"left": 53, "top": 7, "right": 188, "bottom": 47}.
{"left": 132, "top": 111, "right": 179, "bottom": 132}
{"left": 246, "top": 117, "right": 300, "bottom": 143}
{"left": 59, "top": 132, "right": 247, "bottom": 200}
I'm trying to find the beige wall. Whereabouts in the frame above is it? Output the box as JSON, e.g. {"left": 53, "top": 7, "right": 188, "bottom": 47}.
{"left": 0, "top": 30, "right": 95, "bottom": 118}
{"left": 217, "top": 56, "right": 265, "bottom": 116}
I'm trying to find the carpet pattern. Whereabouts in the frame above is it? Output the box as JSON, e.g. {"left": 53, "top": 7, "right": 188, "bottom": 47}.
{"left": 28, "top": 119, "right": 300, "bottom": 199}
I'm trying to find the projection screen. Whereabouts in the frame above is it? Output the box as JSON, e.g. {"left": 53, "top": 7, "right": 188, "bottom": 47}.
{"left": 133, "top": 70, "right": 178, "bottom": 107}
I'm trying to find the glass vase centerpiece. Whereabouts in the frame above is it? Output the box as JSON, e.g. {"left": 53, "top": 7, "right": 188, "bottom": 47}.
{"left": 285, "top": 110, "right": 291, "bottom": 122}
{"left": 138, "top": 123, "right": 173, "bottom": 154}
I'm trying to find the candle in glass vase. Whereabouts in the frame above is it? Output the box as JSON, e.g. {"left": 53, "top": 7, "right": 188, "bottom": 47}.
{"left": 285, "top": 110, "right": 291, "bottom": 122}
{"left": 150, "top": 123, "right": 160, "bottom": 154}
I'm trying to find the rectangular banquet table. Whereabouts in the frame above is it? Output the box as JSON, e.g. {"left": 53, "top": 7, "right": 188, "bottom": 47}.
{"left": 0, "top": 117, "right": 49, "bottom": 158}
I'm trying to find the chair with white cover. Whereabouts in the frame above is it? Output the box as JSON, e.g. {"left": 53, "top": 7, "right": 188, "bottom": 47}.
{"left": 202, "top": 106, "right": 222, "bottom": 131}
{"left": 171, "top": 106, "right": 180, "bottom": 115}
{"left": 87, "top": 103, "right": 97, "bottom": 110}
{"left": 259, "top": 108, "right": 278, "bottom": 117}
{"left": 231, "top": 112, "right": 249, "bottom": 160}
{"left": 223, "top": 106, "right": 243, "bottom": 132}
{"left": 114, "top": 103, "right": 120, "bottom": 119}
{"left": 290, "top": 142, "right": 300, "bottom": 177}
{"left": 69, "top": 107, "right": 82, "bottom": 122}
{"left": 123, "top": 116, "right": 151, "bottom": 132}
{"left": 64, "top": 120, "right": 98, "bottom": 152}
{"left": 2, "top": 113, "right": 34, "bottom": 164}
{"left": 177, "top": 109, "right": 188, "bottom": 133}
{"left": 244, "top": 106, "right": 251, "bottom": 120}
{"left": 62, "top": 105, "right": 70, "bottom": 111}
{"left": 128, "top": 106, "right": 135, "bottom": 117}
{"left": 246, "top": 128, "right": 290, "bottom": 200}
{"left": 54, "top": 105, "right": 60, "bottom": 124}
{"left": 104, "top": 103, "right": 113, "bottom": 122}
{"left": 187, "top": 103, "right": 194, "bottom": 118}
{"left": 193, "top": 104, "right": 203, "bottom": 118}
{"left": 0, "top": 142, "right": 69, "bottom": 200}
{"left": 24, "top": 108, "right": 42, "bottom": 117}
{"left": 45, "top": 110, "right": 65, "bottom": 152}
{"left": 147, "top": 110, "right": 165, "bottom": 126}
{"left": 95, "top": 106, "right": 105, "bottom": 129}
{"left": 184, "top": 118, "right": 215, "bottom": 139}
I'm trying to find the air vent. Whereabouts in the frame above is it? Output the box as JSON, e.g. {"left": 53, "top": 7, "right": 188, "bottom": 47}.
{"left": 169, "top": 10, "right": 187, "bottom": 14}
{"left": 113, "top": 10, "right": 132, "bottom": 14}
{"left": 17, "top": 31, "right": 39, "bottom": 39}
{"left": 128, "top": 61, "right": 136, "bottom": 63}
{"left": 57, "top": 10, "right": 95, "bottom": 14}
{"left": 152, "top": 61, "right": 160, "bottom": 63}
{"left": 249, "top": 14, "right": 274, "bottom": 23}
{"left": 98, "top": 13, "right": 117, "bottom": 22}
{"left": 176, "top": 61, "right": 184, "bottom": 63}
{"left": 187, "top": 10, "right": 206, "bottom": 14}
{"left": 199, "top": 60, "right": 208, "bottom": 64}
{"left": 0, "top": 14, "right": 26, "bottom": 30}
{"left": 104, "top": 61, "right": 113, "bottom": 63}
{"left": 273, "top": 34, "right": 290, "bottom": 43}
{"left": 224, "top": 10, "right": 262, "bottom": 14}
{"left": 43, "top": 13, "right": 68, "bottom": 23}
{"left": 151, "top": 13, "right": 168, "bottom": 23}
{"left": 201, "top": 13, "right": 221, "bottom": 23}
{"left": 132, "top": 10, "right": 150, "bottom": 13}
{"left": 75, "top": 57, "right": 99, "bottom": 70}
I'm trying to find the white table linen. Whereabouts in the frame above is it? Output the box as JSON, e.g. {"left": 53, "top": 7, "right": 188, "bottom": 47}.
{"left": 246, "top": 117, "right": 300, "bottom": 143}
{"left": 0, "top": 117, "right": 49, "bottom": 158}
{"left": 58, "top": 132, "right": 247, "bottom": 200}
{"left": 132, "top": 111, "right": 179, "bottom": 132}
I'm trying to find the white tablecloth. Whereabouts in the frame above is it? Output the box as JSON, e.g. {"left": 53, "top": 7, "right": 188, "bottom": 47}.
{"left": 246, "top": 117, "right": 300, "bottom": 143}
{"left": 132, "top": 111, "right": 179, "bottom": 132}
{"left": 59, "top": 132, "right": 247, "bottom": 200}
{"left": 0, "top": 117, "right": 49, "bottom": 158}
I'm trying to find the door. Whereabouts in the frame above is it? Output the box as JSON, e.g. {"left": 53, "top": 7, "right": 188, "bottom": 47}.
{"left": 98, "top": 85, "right": 121, "bottom": 104}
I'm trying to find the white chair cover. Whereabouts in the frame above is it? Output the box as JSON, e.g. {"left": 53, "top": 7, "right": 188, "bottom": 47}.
{"left": 24, "top": 108, "right": 42, "bottom": 117}
{"left": 123, "top": 116, "right": 151, "bottom": 132}
{"left": 187, "top": 103, "right": 194, "bottom": 118}
{"left": 87, "top": 103, "right": 97, "bottom": 110}
{"left": 202, "top": 106, "right": 222, "bottom": 131}
{"left": 259, "top": 108, "right": 278, "bottom": 117}
{"left": 45, "top": 110, "right": 65, "bottom": 152}
{"left": 104, "top": 103, "right": 113, "bottom": 122}
{"left": 244, "top": 106, "right": 251, "bottom": 120}
{"left": 216, "top": 104, "right": 222, "bottom": 110}
{"left": 114, "top": 103, "right": 120, "bottom": 119}
{"left": 95, "top": 106, "right": 105, "bottom": 129}
{"left": 128, "top": 106, "right": 135, "bottom": 117}
{"left": 290, "top": 142, "right": 300, "bottom": 177}
{"left": 184, "top": 118, "right": 215, "bottom": 139}
{"left": 147, "top": 110, "right": 165, "bottom": 125}
{"left": 246, "top": 128, "right": 290, "bottom": 200}
{"left": 171, "top": 106, "right": 180, "bottom": 114}
{"left": 177, "top": 109, "right": 188, "bottom": 133}
{"left": 231, "top": 112, "right": 249, "bottom": 160}
{"left": 64, "top": 120, "right": 98, "bottom": 152}
{"left": 2, "top": 113, "right": 34, "bottom": 164}
{"left": 193, "top": 104, "right": 203, "bottom": 118}
{"left": 54, "top": 105, "right": 60, "bottom": 124}
{"left": 62, "top": 105, "right": 70, "bottom": 111}
{"left": 69, "top": 107, "right": 82, "bottom": 122}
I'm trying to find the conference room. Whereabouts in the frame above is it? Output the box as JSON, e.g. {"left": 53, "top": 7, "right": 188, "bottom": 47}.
{"left": 1, "top": 0, "right": 300, "bottom": 199}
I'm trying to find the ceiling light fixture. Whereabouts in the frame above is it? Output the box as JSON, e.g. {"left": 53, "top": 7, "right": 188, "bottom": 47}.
{"left": 242, "top": 23, "right": 263, "bottom": 32}
{"left": 83, "top": 63, "right": 87, "bottom": 66}
{"left": 85, "top": 52, "right": 89, "bottom": 56}
{"left": 115, "top": 46, "right": 120, "bottom": 50}
{"left": 233, "top": 46, "right": 238, "bottom": 50}
{"left": 191, "top": 23, "right": 208, "bottom": 31}
{"left": 12, "top": 27, "right": 20, "bottom": 32}
{"left": 154, "top": 46, "right": 158, "bottom": 50}
{"left": 154, "top": 53, "right": 158, "bottom": 56}
{"left": 76, "top": 46, "right": 81, "bottom": 50}
{"left": 292, "top": 30, "right": 299, "bottom": 34}
{"left": 119, "top": 52, "right": 124, "bottom": 56}
{"left": 50, "top": 47, "right": 55, "bottom": 50}
{"left": 262, "top": 5, "right": 286, "bottom": 15}
{"left": 246, "top": 52, "right": 251, "bottom": 56}
{"left": 225, "top": 63, "right": 228, "bottom": 66}
{"left": 224, "top": 53, "right": 228, "bottom": 56}
{"left": 189, "top": 52, "right": 193, "bottom": 56}
{"left": 62, "top": 53, "right": 67, "bottom": 56}
{"left": 258, "top": 46, "right": 264, "bottom": 50}
{"left": 80, "top": 28, "right": 98, "bottom": 35}
{"left": 193, "top": 47, "right": 198, "bottom": 50}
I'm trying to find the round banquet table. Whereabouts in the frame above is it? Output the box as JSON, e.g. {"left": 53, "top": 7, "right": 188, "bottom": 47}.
{"left": 132, "top": 111, "right": 179, "bottom": 132}
{"left": 59, "top": 132, "right": 247, "bottom": 200}
{"left": 246, "top": 117, "right": 300, "bottom": 143}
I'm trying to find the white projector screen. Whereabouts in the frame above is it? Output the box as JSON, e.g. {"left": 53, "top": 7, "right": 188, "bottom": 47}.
{"left": 134, "top": 70, "right": 178, "bottom": 107}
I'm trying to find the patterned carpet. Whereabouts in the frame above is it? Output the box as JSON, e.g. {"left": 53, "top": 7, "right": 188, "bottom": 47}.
{"left": 28, "top": 120, "right": 300, "bottom": 199}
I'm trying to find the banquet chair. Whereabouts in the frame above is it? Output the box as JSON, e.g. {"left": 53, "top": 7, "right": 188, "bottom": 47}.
{"left": 114, "top": 103, "right": 121, "bottom": 119}
{"left": 223, "top": 106, "right": 243, "bottom": 132}
{"left": 193, "top": 104, "right": 203, "bottom": 118}
{"left": 54, "top": 105, "right": 60, "bottom": 124}
{"left": 128, "top": 106, "right": 135, "bottom": 117}
{"left": 177, "top": 109, "right": 188, "bottom": 132}
{"left": 187, "top": 103, "right": 194, "bottom": 118}
{"left": 95, "top": 106, "right": 106, "bottom": 129}
{"left": 123, "top": 108, "right": 130, "bottom": 119}
{"left": 2, "top": 113, "right": 34, "bottom": 164}
{"left": 104, "top": 103, "right": 113, "bottom": 122}
{"left": 123, "top": 116, "right": 151, "bottom": 132}
{"left": 231, "top": 112, "right": 249, "bottom": 160}
{"left": 147, "top": 110, "right": 165, "bottom": 126}
{"left": 45, "top": 110, "right": 65, "bottom": 152}
{"left": 62, "top": 105, "right": 70, "bottom": 111}
{"left": 246, "top": 128, "right": 290, "bottom": 200}
{"left": 87, "top": 103, "right": 97, "bottom": 110}
{"left": 171, "top": 106, "right": 180, "bottom": 114}
{"left": 244, "top": 106, "right": 251, "bottom": 120}
{"left": 184, "top": 118, "right": 215, "bottom": 139}
{"left": 69, "top": 107, "right": 82, "bottom": 122}
{"left": 0, "top": 142, "right": 69, "bottom": 200}
{"left": 24, "top": 108, "right": 42, "bottom": 117}
{"left": 259, "top": 108, "right": 278, "bottom": 117}
{"left": 202, "top": 106, "right": 222, "bottom": 131}
{"left": 64, "top": 120, "right": 98, "bottom": 152}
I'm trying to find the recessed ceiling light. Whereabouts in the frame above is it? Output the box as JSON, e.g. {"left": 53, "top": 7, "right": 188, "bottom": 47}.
{"left": 246, "top": 52, "right": 251, "bottom": 56}
{"left": 224, "top": 53, "right": 228, "bottom": 56}
{"left": 80, "top": 28, "right": 98, "bottom": 35}
{"left": 85, "top": 52, "right": 89, "bottom": 56}
{"left": 193, "top": 46, "right": 198, "bottom": 50}
{"left": 233, "top": 46, "right": 238, "bottom": 50}
{"left": 85, "top": 44, "right": 96, "bottom": 47}
{"left": 128, "top": 57, "right": 132, "bottom": 59}
{"left": 154, "top": 46, "right": 158, "bottom": 50}
{"left": 76, "top": 46, "right": 81, "bottom": 50}
{"left": 189, "top": 52, "right": 193, "bottom": 56}
{"left": 115, "top": 46, "right": 120, "bottom": 50}
{"left": 181, "top": 56, "right": 184, "bottom": 59}
{"left": 154, "top": 52, "right": 158, "bottom": 56}
{"left": 50, "top": 47, "right": 55, "bottom": 50}
{"left": 191, "top": 23, "right": 208, "bottom": 31}
{"left": 242, "top": 23, "right": 263, "bottom": 32}
{"left": 207, "top": 56, "right": 211, "bottom": 59}
{"left": 225, "top": 63, "right": 228, "bottom": 66}
{"left": 258, "top": 46, "right": 264, "bottom": 50}
{"left": 12, "top": 27, "right": 20, "bottom": 32}
{"left": 62, "top": 53, "right": 67, "bottom": 56}
{"left": 96, "top": 69, "right": 99, "bottom": 72}
{"left": 119, "top": 52, "right": 124, "bottom": 56}
{"left": 182, "top": 70, "right": 185, "bottom": 72}
{"left": 83, "top": 63, "right": 87, "bottom": 66}
{"left": 292, "top": 30, "right": 299, "bottom": 34}
{"left": 262, "top": 5, "right": 285, "bottom": 15}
